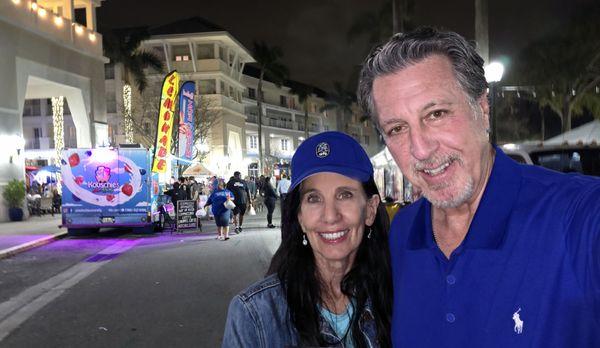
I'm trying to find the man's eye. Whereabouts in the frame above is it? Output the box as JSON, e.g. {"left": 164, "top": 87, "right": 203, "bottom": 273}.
{"left": 428, "top": 110, "right": 447, "bottom": 120}
{"left": 387, "top": 124, "right": 407, "bottom": 136}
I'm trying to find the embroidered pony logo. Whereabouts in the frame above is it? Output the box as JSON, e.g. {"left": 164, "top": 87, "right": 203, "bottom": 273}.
{"left": 512, "top": 308, "right": 524, "bottom": 334}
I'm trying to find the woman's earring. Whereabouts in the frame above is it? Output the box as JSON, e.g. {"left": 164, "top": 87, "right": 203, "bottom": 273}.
{"left": 302, "top": 234, "right": 308, "bottom": 246}
{"left": 367, "top": 226, "right": 372, "bottom": 239}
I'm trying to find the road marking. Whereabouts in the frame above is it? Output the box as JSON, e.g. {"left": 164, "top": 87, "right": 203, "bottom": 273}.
{"left": 0, "top": 240, "right": 139, "bottom": 342}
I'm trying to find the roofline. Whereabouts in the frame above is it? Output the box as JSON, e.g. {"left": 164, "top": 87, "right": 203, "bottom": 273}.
{"left": 145, "top": 31, "right": 255, "bottom": 63}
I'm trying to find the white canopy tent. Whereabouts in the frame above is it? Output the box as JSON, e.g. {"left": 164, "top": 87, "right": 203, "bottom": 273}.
{"left": 545, "top": 120, "right": 600, "bottom": 145}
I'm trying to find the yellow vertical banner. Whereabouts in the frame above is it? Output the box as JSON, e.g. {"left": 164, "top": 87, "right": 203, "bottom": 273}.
{"left": 152, "top": 71, "right": 180, "bottom": 173}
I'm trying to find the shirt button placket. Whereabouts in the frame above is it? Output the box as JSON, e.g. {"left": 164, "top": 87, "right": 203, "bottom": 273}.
{"left": 446, "top": 312, "right": 456, "bottom": 323}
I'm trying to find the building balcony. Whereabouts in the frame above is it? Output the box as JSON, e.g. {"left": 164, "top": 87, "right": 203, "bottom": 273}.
{"left": 0, "top": 0, "right": 103, "bottom": 58}
{"left": 203, "top": 94, "right": 244, "bottom": 115}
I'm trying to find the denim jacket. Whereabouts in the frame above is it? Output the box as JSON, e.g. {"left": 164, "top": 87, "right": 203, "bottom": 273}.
{"left": 222, "top": 274, "right": 381, "bottom": 348}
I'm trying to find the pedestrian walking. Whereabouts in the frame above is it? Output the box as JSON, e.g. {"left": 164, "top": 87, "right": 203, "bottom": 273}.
{"left": 226, "top": 171, "right": 251, "bottom": 233}
{"left": 262, "top": 176, "right": 277, "bottom": 228}
{"left": 204, "top": 180, "right": 235, "bottom": 241}
{"left": 276, "top": 173, "right": 290, "bottom": 210}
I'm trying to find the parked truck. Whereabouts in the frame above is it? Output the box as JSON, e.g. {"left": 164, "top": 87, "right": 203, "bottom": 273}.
{"left": 60, "top": 147, "right": 160, "bottom": 235}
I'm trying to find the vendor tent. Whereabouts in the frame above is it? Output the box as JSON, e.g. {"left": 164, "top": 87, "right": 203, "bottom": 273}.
{"left": 545, "top": 120, "right": 600, "bottom": 145}
{"left": 182, "top": 163, "right": 215, "bottom": 176}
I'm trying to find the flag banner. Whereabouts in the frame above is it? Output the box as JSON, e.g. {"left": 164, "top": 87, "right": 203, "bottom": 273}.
{"left": 152, "top": 70, "right": 180, "bottom": 173}
{"left": 178, "top": 81, "right": 196, "bottom": 161}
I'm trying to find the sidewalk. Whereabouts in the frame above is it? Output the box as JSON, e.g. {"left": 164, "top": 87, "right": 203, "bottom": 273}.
{"left": 0, "top": 214, "right": 65, "bottom": 260}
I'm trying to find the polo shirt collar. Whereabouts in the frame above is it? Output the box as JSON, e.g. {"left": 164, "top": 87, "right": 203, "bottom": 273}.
{"left": 407, "top": 146, "right": 522, "bottom": 250}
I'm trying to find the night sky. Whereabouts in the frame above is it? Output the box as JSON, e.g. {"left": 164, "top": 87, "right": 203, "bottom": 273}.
{"left": 97, "top": 0, "right": 592, "bottom": 93}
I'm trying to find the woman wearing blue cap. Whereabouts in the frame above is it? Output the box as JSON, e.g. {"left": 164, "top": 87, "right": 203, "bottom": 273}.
{"left": 223, "top": 131, "right": 392, "bottom": 347}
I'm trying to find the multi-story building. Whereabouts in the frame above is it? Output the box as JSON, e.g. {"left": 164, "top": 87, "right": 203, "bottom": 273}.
{"left": 24, "top": 16, "right": 380, "bottom": 181}
{"left": 115, "top": 17, "right": 379, "bottom": 178}
{"left": 1, "top": 0, "right": 107, "bottom": 220}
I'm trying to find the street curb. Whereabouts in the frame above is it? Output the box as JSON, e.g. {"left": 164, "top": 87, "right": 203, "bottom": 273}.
{"left": 0, "top": 231, "right": 68, "bottom": 260}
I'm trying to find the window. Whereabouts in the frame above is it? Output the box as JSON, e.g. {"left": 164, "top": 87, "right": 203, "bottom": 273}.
{"left": 220, "top": 81, "right": 227, "bottom": 96}
{"left": 104, "top": 64, "right": 115, "bottom": 79}
{"left": 280, "top": 95, "right": 288, "bottom": 107}
{"left": 175, "top": 55, "right": 190, "bottom": 61}
{"left": 281, "top": 138, "right": 289, "bottom": 151}
{"left": 23, "top": 100, "right": 41, "bottom": 117}
{"left": 248, "top": 135, "right": 258, "bottom": 149}
{"left": 229, "top": 86, "right": 235, "bottom": 99}
{"left": 363, "top": 135, "right": 370, "bottom": 145}
{"left": 196, "top": 44, "right": 214, "bottom": 59}
{"left": 106, "top": 92, "right": 117, "bottom": 113}
{"left": 219, "top": 46, "right": 226, "bottom": 62}
{"left": 198, "top": 79, "right": 216, "bottom": 94}
{"left": 248, "top": 88, "right": 256, "bottom": 100}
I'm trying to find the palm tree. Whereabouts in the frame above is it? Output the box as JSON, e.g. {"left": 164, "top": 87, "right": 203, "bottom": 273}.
{"left": 320, "top": 82, "right": 356, "bottom": 132}
{"left": 289, "top": 83, "right": 314, "bottom": 140}
{"left": 103, "top": 28, "right": 164, "bottom": 143}
{"left": 251, "top": 41, "right": 289, "bottom": 174}
{"left": 347, "top": 0, "right": 415, "bottom": 47}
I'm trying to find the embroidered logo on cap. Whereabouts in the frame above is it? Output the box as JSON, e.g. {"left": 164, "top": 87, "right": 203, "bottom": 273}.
{"left": 316, "top": 142, "right": 330, "bottom": 158}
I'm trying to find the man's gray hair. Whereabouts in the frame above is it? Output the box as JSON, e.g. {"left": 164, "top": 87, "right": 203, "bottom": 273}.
{"left": 357, "top": 27, "right": 488, "bottom": 122}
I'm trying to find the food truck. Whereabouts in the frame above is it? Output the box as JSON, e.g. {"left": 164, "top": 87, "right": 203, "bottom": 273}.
{"left": 60, "top": 147, "right": 160, "bottom": 235}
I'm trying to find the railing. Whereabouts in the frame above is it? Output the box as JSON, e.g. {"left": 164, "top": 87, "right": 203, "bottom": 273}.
{"left": 0, "top": 0, "right": 103, "bottom": 57}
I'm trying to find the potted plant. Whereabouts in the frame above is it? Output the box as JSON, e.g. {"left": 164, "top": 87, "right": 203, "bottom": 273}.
{"left": 3, "top": 179, "right": 26, "bottom": 221}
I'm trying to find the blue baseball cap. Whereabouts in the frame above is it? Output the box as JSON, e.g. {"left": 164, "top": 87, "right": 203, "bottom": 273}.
{"left": 290, "top": 131, "right": 373, "bottom": 190}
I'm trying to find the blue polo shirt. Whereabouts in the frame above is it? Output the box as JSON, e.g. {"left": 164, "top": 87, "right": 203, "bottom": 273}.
{"left": 390, "top": 147, "right": 600, "bottom": 347}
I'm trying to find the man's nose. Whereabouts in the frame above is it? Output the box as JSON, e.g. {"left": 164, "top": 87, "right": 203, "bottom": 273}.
{"left": 409, "top": 126, "right": 438, "bottom": 161}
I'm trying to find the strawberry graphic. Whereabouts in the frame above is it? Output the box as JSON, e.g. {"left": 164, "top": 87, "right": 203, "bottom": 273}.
{"left": 106, "top": 194, "right": 115, "bottom": 202}
{"left": 68, "top": 153, "right": 80, "bottom": 167}
{"left": 122, "top": 183, "right": 133, "bottom": 196}
{"left": 74, "top": 176, "right": 84, "bottom": 185}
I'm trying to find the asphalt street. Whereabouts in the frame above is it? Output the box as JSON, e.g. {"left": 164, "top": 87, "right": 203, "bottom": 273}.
{"left": 0, "top": 210, "right": 281, "bottom": 347}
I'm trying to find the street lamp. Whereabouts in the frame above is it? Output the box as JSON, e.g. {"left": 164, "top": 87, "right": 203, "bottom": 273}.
{"left": 484, "top": 62, "right": 504, "bottom": 144}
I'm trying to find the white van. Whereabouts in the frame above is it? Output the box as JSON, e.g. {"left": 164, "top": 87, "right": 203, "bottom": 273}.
{"left": 501, "top": 143, "right": 600, "bottom": 177}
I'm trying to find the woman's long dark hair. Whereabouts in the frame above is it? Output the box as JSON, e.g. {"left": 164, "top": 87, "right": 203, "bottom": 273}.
{"left": 267, "top": 177, "right": 392, "bottom": 347}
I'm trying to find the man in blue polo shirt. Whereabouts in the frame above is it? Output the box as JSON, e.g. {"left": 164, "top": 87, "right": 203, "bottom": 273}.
{"left": 358, "top": 27, "right": 600, "bottom": 347}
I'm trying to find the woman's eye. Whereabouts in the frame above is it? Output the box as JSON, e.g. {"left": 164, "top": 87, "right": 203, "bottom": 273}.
{"left": 338, "top": 191, "right": 353, "bottom": 199}
{"left": 306, "top": 195, "right": 321, "bottom": 203}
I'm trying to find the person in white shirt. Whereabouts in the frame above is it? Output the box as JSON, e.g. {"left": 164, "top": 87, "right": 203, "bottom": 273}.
{"left": 276, "top": 173, "right": 291, "bottom": 210}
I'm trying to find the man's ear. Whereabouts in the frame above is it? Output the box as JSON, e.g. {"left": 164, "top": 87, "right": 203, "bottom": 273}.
{"left": 478, "top": 92, "right": 490, "bottom": 128}
{"left": 365, "top": 194, "right": 380, "bottom": 226}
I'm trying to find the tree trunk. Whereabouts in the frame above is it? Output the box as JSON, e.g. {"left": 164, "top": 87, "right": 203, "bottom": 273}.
{"left": 257, "top": 73, "right": 264, "bottom": 175}
{"left": 304, "top": 102, "right": 309, "bottom": 140}
{"left": 392, "top": 0, "right": 399, "bottom": 34}
{"left": 562, "top": 98, "right": 571, "bottom": 132}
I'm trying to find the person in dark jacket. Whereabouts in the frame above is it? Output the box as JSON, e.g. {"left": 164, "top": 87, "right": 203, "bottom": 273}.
{"left": 164, "top": 182, "right": 187, "bottom": 211}
{"left": 262, "top": 176, "right": 278, "bottom": 228}
{"left": 226, "top": 171, "right": 251, "bottom": 233}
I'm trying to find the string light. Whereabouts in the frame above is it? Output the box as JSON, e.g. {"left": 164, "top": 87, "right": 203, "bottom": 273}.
{"left": 31, "top": 2, "right": 38, "bottom": 11}
{"left": 52, "top": 96, "right": 64, "bottom": 166}
{"left": 37, "top": 7, "right": 46, "bottom": 18}
{"left": 88, "top": 32, "right": 96, "bottom": 42}
{"left": 12, "top": 0, "right": 21, "bottom": 5}
{"left": 54, "top": 15, "right": 63, "bottom": 26}
{"left": 123, "top": 84, "right": 134, "bottom": 143}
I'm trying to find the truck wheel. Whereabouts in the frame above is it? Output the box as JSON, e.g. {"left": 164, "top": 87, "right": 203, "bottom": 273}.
{"left": 132, "top": 225, "right": 154, "bottom": 234}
